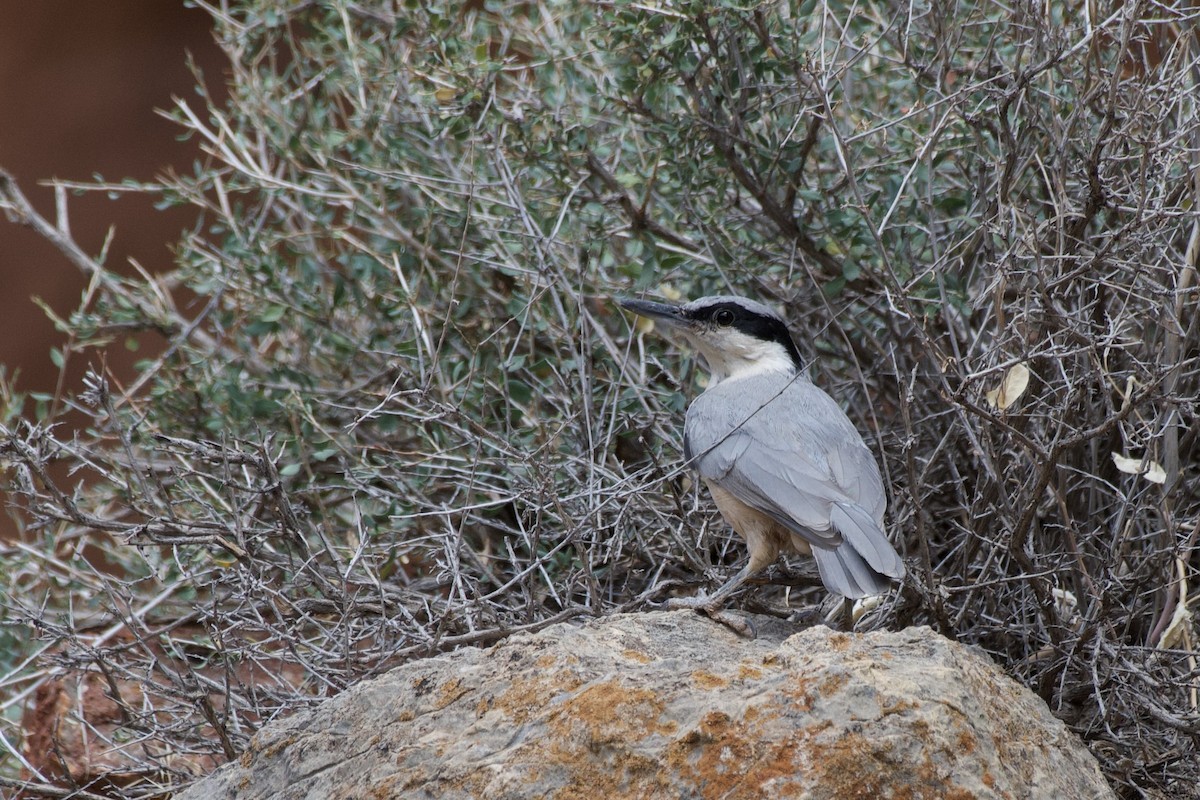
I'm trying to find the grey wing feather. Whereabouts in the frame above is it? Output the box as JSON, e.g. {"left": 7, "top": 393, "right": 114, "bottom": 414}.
{"left": 826, "top": 438, "right": 887, "bottom": 520}
{"left": 707, "top": 440, "right": 842, "bottom": 542}
{"left": 687, "top": 375, "right": 904, "bottom": 592}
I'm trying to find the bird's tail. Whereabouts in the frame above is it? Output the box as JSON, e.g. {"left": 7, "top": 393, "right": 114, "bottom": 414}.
{"left": 808, "top": 503, "right": 905, "bottom": 598}
{"left": 810, "top": 545, "right": 892, "bottom": 598}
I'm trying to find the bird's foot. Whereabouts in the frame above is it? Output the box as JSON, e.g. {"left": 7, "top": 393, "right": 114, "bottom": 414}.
{"left": 785, "top": 605, "right": 824, "bottom": 628}
{"left": 706, "top": 609, "right": 757, "bottom": 638}
{"left": 819, "top": 597, "right": 855, "bottom": 631}
{"left": 666, "top": 594, "right": 757, "bottom": 638}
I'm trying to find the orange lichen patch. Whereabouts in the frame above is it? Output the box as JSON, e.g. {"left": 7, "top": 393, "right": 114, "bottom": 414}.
{"left": 434, "top": 677, "right": 471, "bottom": 710}
{"left": 621, "top": 648, "right": 653, "bottom": 664}
{"left": 537, "top": 651, "right": 580, "bottom": 669}
{"left": 807, "top": 728, "right": 979, "bottom": 800}
{"left": 256, "top": 732, "right": 301, "bottom": 762}
{"left": 909, "top": 718, "right": 932, "bottom": 741}
{"left": 550, "top": 681, "right": 676, "bottom": 745}
{"left": 782, "top": 676, "right": 817, "bottom": 712}
{"left": 666, "top": 708, "right": 806, "bottom": 799}
{"left": 881, "top": 698, "right": 918, "bottom": 716}
{"left": 535, "top": 681, "right": 678, "bottom": 799}
{"left": 545, "top": 743, "right": 669, "bottom": 800}
{"left": 409, "top": 674, "right": 437, "bottom": 697}
{"left": 931, "top": 788, "right": 977, "bottom": 800}
{"left": 736, "top": 663, "right": 764, "bottom": 681}
{"left": 761, "top": 652, "right": 787, "bottom": 669}
{"left": 373, "top": 762, "right": 490, "bottom": 799}
{"left": 818, "top": 671, "right": 849, "bottom": 697}
{"left": 491, "top": 671, "right": 586, "bottom": 724}
{"left": 827, "top": 632, "right": 853, "bottom": 652}
{"left": 955, "top": 728, "right": 978, "bottom": 755}
{"left": 740, "top": 704, "right": 783, "bottom": 729}
{"left": 691, "top": 670, "right": 729, "bottom": 690}
{"left": 804, "top": 731, "right": 899, "bottom": 799}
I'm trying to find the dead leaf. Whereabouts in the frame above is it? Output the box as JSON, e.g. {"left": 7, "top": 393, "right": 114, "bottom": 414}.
{"left": 986, "top": 362, "right": 1030, "bottom": 410}
{"left": 658, "top": 283, "right": 682, "bottom": 301}
{"left": 852, "top": 594, "right": 883, "bottom": 623}
{"left": 1112, "top": 452, "right": 1167, "bottom": 484}
{"left": 1052, "top": 588, "right": 1081, "bottom": 628}
{"left": 1159, "top": 558, "right": 1193, "bottom": 651}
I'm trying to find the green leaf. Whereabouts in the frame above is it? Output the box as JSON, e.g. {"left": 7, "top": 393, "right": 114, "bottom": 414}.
{"left": 260, "top": 305, "right": 288, "bottom": 323}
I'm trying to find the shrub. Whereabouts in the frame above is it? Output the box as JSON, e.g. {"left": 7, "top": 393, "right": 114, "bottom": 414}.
{"left": 2, "top": 1, "right": 1198, "bottom": 796}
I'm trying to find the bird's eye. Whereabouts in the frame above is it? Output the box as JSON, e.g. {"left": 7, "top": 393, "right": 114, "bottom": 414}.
{"left": 713, "top": 309, "right": 736, "bottom": 326}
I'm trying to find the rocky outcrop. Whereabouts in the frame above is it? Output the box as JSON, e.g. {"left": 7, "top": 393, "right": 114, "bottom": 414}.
{"left": 177, "top": 611, "right": 1114, "bottom": 800}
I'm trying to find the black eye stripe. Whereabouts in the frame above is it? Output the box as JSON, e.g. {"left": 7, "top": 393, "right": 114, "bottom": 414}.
{"left": 689, "top": 302, "right": 775, "bottom": 329}
{"left": 686, "top": 301, "right": 804, "bottom": 369}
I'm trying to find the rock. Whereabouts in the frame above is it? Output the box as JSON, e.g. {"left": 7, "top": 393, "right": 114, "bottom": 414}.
{"left": 177, "top": 610, "right": 1114, "bottom": 800}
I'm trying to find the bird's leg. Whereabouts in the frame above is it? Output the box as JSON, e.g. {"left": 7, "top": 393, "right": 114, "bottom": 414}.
{"left": 815, "top": 596, "right": 848, "bottom": 630}
{"left": 667, "top": 562, "right": 757, "bottom": 637}
{"left": 665, "top": 511, "right": 779, "bottom": 637}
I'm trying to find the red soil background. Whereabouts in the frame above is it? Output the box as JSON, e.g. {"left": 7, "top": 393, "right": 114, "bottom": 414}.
{"left": 0, "top": 3, "right": 223, "bottom": 541}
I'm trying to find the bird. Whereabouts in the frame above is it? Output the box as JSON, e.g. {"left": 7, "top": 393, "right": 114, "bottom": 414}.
{"left": 618, "top": 294, "right": 905, "bottom": 631}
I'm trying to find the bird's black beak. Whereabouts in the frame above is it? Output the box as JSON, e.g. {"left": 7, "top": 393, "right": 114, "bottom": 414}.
{"left": 616, "top": 297, "right": 688, "bottom": 331}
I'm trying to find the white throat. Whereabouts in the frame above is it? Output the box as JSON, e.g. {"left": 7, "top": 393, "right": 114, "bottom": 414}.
{"left": 690, "top": 331, "right": 797, "bottom": 384}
